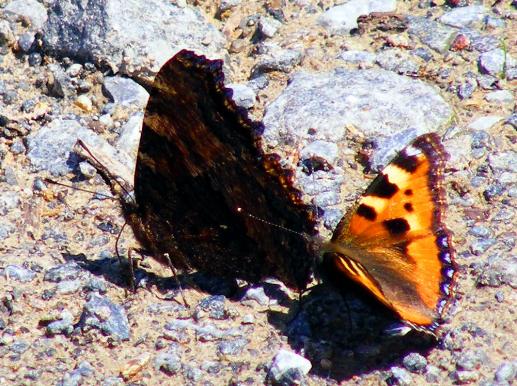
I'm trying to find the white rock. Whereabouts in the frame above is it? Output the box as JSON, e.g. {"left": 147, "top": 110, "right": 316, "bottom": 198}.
{"left": 339, "top": 50, "right": 377, "bottom": 65}
{"left": 258, "top": 16, "right": 282, "bottom": 38}
{"left": 467, "top": 115, "right": 504, "bottom": 131}
{"left": 79, "top": 161, "right": 97, "bottom": 178}
{"left": 300, "top": 140, "right": 339, "bottom": 166}
{"left": 116, "top": 112, "right": 144, "bottom": 165}
{"left": 66, "top": 63, "right": 83, "bottom": 77}
{"left": 439, "top": 5, "right": 488, "bottom": 28}
{"left": 318, "top": 0, "right": 396, "bottom": 35}
{"left": 484, "top": 90, "right": 514, "bottom": 103}
{"left": 43, "top": 0, "right": 226, "bottom": 76}
{"left": 227, "top": 83, "right": 256, "bottom": 109}
{"left": 479, "top": 49, "right": 507, "bottom": 76}
{"left": 263, "top": 68, "right": 452, "bottom": 169}
{"left": 74, "top": 95, "right": 93, "bottom": 111}
{"left": 268, "top": 350, "right": 312, "bottom": 384}
{"left": 4, "top": 0, "right": 48, "bottom": 30}
{"left": 242, "top": 286, "right": 272, "bottom": 306}
{"left": 103, "top": 76, "right": 149, "bottom": 108}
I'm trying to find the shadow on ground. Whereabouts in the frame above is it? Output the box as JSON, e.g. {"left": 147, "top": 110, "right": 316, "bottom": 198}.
{"left": 64, "top": 251, "right": 436, "bottom": 383}
{"left": 267, "top": 281, "right": 438, "bottom": 382}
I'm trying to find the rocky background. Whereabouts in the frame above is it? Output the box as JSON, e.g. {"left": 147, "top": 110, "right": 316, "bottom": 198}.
{"left": 0, "top": 0, "right": 515, "bottom": 385}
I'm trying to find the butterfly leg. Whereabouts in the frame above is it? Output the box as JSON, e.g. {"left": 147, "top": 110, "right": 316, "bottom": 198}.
{"left": 114, "top": 222, "right": 138, "bottom": 293}
{"left": 126, "top": 247, "right": 138, "bottom": 293}
{"left": 163, "top": 253, "right": 190, "bottom": 308}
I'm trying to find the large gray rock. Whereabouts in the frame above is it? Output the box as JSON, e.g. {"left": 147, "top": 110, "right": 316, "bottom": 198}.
{"left": 478, "top": 49, "right": 512, "bottom": 77}
{"left": 27, "top": 119, "right": 94, "bottom": 176}
{"left": 103, "top": 77, "right": 149, "bottom": 108}
{"left": 263, "top": 68, "right": 452, "bottom": 169}
{"left": 78, "top": 294, "right": 130, "bottom": 340}
{"left": 43, "top": 0, "right": 226, "bottom": 76}
{"left": 251, "top": 42, "right": 303, "bottom": 77}
{"left": 4, "top": 0, "right": 48, "bottom": 30}
{"left": 27, "top": 119, "right": 132, "bottom": 177}
{"left": 439, "top": 5, "right": 488, "bottom": 28}
{"left": 407, "top": 16, "right": 457, "bottom": 53}
{"left": 318, "top": 0, "right": 396, "bottom": 35}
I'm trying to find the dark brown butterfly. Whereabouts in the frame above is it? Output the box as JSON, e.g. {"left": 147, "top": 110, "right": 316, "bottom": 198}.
{"left": 122, "top": 50, "right": 318, "bottom": 290}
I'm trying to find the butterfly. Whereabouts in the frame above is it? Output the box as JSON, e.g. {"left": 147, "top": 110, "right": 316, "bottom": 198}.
{"left": 122, "top": 50, "right": 318, "bottom": 290}
{"left": 98, "top": 50, "right": 456, "bottom": 334}
{"left": 321, "top": 133, "right": 457, "bottom": 334}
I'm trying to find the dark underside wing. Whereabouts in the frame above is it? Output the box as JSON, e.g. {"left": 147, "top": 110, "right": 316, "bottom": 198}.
{"left": 124, "top": 50, "right": 317, "bottom": 290}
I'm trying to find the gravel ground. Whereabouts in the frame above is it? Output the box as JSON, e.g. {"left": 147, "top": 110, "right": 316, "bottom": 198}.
{"left": 0, "top": 0, "right": 516, "bottom": 385}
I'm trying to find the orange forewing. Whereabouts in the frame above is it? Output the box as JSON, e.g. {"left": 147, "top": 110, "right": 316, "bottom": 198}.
{"left": 325, "top": 133, "right": 457, "bottom": 333}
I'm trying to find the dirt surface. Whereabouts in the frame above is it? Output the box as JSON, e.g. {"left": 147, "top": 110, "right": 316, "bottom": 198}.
{"left": 0, "top": 0, "right": 516, "bottom": 385}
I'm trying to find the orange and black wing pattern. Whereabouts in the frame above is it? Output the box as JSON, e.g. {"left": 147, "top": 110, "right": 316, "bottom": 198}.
{"left": 324, "top": 133, "right": 457, "bottom": 333}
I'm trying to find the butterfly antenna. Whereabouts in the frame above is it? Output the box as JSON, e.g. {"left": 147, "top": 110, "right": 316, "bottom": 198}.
{"left": 236, "top": 207, "right": 308, "bottom": 239}
{"left": 43, "top": 178, "right": 115, "bottom": 200}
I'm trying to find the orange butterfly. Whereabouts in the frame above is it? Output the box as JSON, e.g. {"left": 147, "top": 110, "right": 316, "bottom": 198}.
{"left": 321, "top": 133, "right": 457, "bottom": 334}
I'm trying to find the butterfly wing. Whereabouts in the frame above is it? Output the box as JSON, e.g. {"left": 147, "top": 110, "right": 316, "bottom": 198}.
{"left": 127, "top": 50, "right": 318, "bottom": 290}
{"left": 326, "top": 133, "right": 457, "bottom": 332}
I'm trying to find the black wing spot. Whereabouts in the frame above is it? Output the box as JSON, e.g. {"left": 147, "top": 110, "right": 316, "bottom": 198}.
{"left": 404, "top": 189, "right": 413, "bottom": 196}
{"left": 366, "top": 173, "right": 399, "bottom": 198}
{"left": 356, "top": 204, "right": 377, "bottom": 221}
{"left": 383, "top": 218, "right": 410, "bottom": 235}
{"left": 392, "top": 153, "right": 419, "bottom": 173}
{"left": 403, "top": 202, "right": 414, "bottom": 212}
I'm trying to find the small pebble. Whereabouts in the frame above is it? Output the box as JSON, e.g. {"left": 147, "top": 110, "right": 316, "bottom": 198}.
{"left": 402, "top": 352, "right": 427, "bottom": 373}
{"left": 28, "top": 52, "right": 42, "bottom": 66}
{"left": 450, "top": 33, "right": 470, "bottom": 51}
{"left": 425, "top": 365, "right": 441, "bottom": 383}
{"left": 468, "top": 116, "right": 503, "bottom": 131}
{"left": 479, "top": 49, "right": 506, "bottom": 76}
{"left": 66, "top": 63, "right": 83, "bottom": 77}
{"left": 18, "top": 32, "right": 34, "bottom": 52}
{"left": 242, "top": 286, "right": 271, "bottom": 306}
{"left": 44, "top": 262, "right": 83, "bottom": 282}
{"left": 56, "top": 279, "right": 82, "bottom": 294}
{"left": 458, "top": 78, "right": 477, "bottom": 99}
{"left": 451, "top": 370, "right": 479, "bottom": 383}
{"left": 78, "top": 293, "right": 130, "bottom": 341}
{"left": 227, "top": 83, "right": 256, "bottom": 109}
{"left": 217, "top": 337, "right": 248, "bottom": 356}
{"left": 46, "top": 310, "right": 74, "bottom": 336}
{"left": 258, "top": 16, "right": 282, "bottom": 38}
{"left": 485, "top": 90, "right": 514, "bottom": 103}
{"left": 390, "top": 366, "right": 413, "bottom": 385}
{"left": 120, "top": 352, "right": 151, "bottom": 381}
{"left": 495, "top": 362, "right": 516, "bottom": 382}
{"left": 195, "top": 295, "right": 227, "bottom": 320}
{"left": 10, "top": 340, "right": 30, "bottom": 354}
{"left": 154, "top": 349, "right": 181, "bottom": 375}
{"left": 1, "top": 265, "right": 36, "bottom": 283}
{"left": 10, "top": 139, "right": 26, "bottom": 155}
{"left": 75, "top": 95, "right": 93, "bottom": 111}
{"left": 79, "top": 161, "right": 97, "bottom": 178}
{"left": 268, "top": 350, "right": 312, "bottom": 385}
